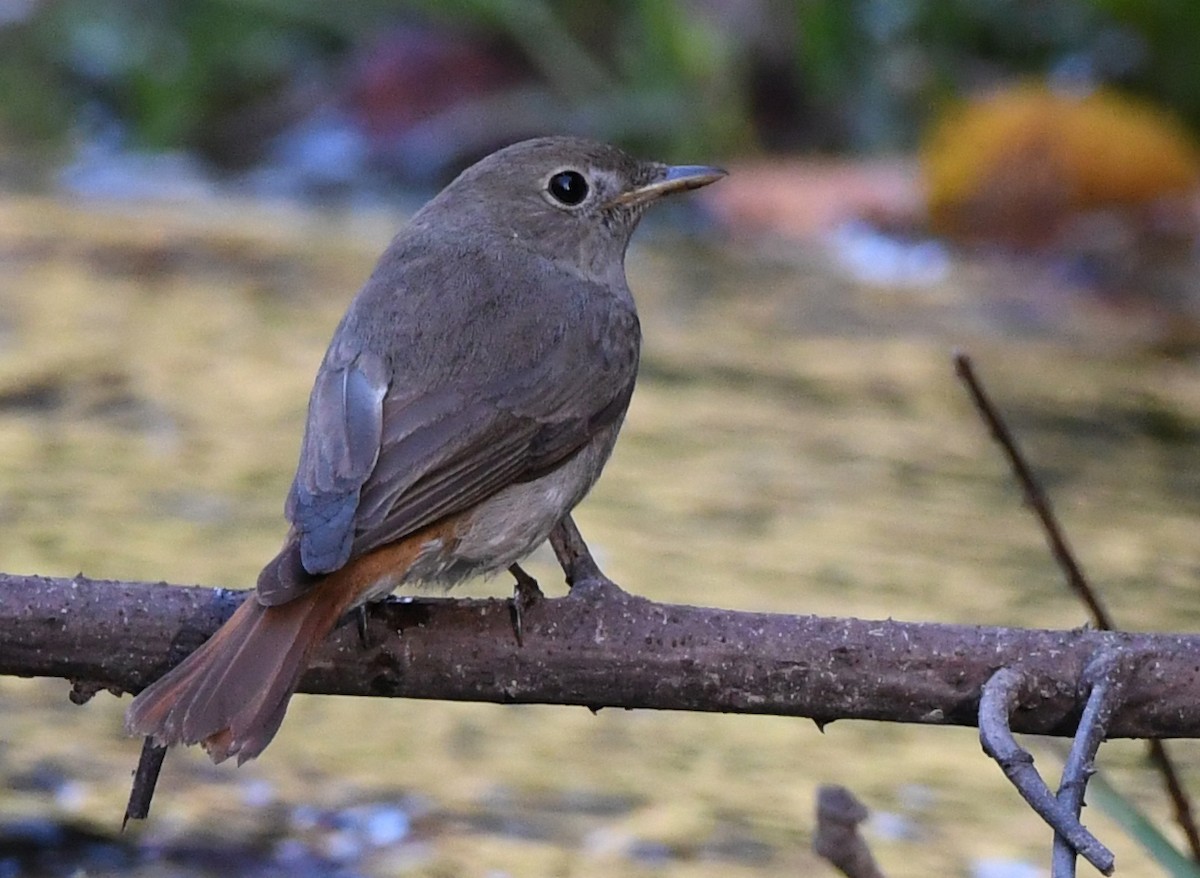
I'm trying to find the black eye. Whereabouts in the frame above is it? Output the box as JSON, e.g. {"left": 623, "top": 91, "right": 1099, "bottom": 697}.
{"left": 547, "top": 170, "right": 589, "bottom": 206}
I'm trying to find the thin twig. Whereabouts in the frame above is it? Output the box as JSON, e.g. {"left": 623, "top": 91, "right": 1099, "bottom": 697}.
{"left": 1147, "top": 742, "right": 1200, "bottom": 861}
{"left": 1052, "top": 650, "right": 1128, "bottom": 877}
{"left": 953, "top": 352, "right": 1112, "bottom": 627}
{"left": 979, "top": 667, "right": 1115, "bottom": 875}
{"left": 123, "top": 738, "right": 167, "bottom": 828}
{"left": 814, "top": 785, "right": 887, "bottom": 878}
{"left": 955, "top": 351, "right": 1200, "bottom": 861}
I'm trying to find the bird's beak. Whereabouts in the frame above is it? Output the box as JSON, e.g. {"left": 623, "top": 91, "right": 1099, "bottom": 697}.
{"left": 609, "top": 164, "right": 727, "bottom": 208}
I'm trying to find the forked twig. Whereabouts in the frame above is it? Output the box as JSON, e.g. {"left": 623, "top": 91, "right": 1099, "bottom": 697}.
{"left": 1052, "top": 651, "right": 1128, "bottom": 877}
{"left": 955, "top": 351, "right": 1200, "bottom": 861}
{"left": 978, "top": 667, "right": 1115, "bottom": 875}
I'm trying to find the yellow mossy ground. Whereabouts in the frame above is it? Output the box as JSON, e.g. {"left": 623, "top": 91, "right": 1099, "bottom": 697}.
{"left": 0, "top": 194, "right": 1198, "bottom": 876}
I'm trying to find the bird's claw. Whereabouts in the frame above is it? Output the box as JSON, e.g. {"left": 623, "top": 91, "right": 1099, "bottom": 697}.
{"left": 508, "top": 563, "right": 543, "bottom": 647}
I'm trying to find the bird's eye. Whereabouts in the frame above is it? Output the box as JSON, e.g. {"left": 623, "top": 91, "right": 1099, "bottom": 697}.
{"left": 547, "top": 170, "right": 589, "bottom": 206}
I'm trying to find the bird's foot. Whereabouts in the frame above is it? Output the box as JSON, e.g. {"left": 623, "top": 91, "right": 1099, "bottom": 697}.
{"left": 354, "top": 604, "right": 371, "bottom": 649}
{"left": 549, "top": 515, "right": 630, "bottom": 601}
{"left": 508, "top": 562, "right": 543, "bottom": 647}
{"left": 565, "top": 570, "right": 628, "bottom": 602}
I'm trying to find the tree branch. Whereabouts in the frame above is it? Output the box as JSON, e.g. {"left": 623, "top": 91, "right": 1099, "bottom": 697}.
{"left": 814, "top": 785, "right": 886, "bottom": 878}
{"left": 123, "top": 739, "right": 166, "bottom": 828}
{"left": 979, "top": 667, "right": 1115, "bottom": 875}
{"left": 956, "top": 350, "right": 1200, "bottom": 861}
{"left": 1, "top": 572, "right": 1199, "bottom": 739}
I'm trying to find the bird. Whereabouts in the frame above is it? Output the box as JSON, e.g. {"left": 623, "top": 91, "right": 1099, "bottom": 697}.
{"left": 125, "top": 135, "right": 725, "bottom": 765}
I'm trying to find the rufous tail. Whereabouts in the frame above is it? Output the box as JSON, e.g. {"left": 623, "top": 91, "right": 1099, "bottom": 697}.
{"left": 126, "top": 519, "right": 454, "bottom": 764}
{"left": 124, "top": 585, "right": 356, "bottom": 765}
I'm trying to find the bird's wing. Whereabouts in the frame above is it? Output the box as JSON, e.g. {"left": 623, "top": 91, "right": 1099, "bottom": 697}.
{"left": 256, "top": 280, "right": 638, "bottom": 606}
{"left": 352, "top": 317, "right": 636, "bottom": 553}
{"left": 281, "top": 350, "right": 390, "bottom": 576}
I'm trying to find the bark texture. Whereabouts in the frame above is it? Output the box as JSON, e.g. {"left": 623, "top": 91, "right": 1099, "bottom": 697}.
{"left": 2, "top": 572, "right": 1197, "bottom": 739}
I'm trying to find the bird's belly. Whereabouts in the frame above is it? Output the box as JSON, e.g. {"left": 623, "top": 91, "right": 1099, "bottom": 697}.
{"left": 406, "top": 422, "right": 622, "bottom": 586}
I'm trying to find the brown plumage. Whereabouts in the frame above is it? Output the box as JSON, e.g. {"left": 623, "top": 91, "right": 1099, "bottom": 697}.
{"left": 127, "top": 519, "right": 458, "bottom": 763}
{"left": 124, "top": 137, "right": 725, "bottom": 767}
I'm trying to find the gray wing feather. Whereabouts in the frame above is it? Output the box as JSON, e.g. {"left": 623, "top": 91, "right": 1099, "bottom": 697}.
{"left": 352, "top": 401, "right": 538, "bottom": 553}
{"left": 349, "top": 301, "right": 637, "bottom": 556}
{"left": 287, "top": 351, "right": 389, "bottom": 574}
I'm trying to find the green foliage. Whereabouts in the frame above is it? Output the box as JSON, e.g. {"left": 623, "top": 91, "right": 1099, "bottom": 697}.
{"left": 0, "top": 0, "right": 390, "bottom": 158}
{"left": 0, "top": 0, "right": 1199, "bottom": 167}
{"left": 1087, "top": 770, "right": 1200, "bottom": 877}
{"left": 1089, "top": 0, "right": 1200, "bottom": 134}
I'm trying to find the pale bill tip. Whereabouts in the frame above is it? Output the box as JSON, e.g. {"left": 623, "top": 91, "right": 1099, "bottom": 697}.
{"left": 612, "top": 164, "right": 726, "bottom": 207}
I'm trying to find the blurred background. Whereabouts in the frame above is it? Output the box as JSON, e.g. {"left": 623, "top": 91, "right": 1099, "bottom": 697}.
{"left": 2, "top": 1, "right": 1200, "bottom": 876}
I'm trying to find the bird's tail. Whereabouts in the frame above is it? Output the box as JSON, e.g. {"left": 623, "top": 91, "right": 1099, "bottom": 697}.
{"left": 126, "top": 518, "right": 456, "bottom": 764}
{"left": 124, "top": 584, "right": 356, "bottom": 764}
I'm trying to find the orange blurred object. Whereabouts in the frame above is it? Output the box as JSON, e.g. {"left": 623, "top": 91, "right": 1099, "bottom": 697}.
{"left": 922, "top": 84, "right": 1200, "bottom": 246}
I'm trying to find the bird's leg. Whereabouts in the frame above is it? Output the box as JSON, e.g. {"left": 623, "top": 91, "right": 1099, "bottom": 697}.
{"left": 332, "top": 603, "right": 374, "bottom": 648}
{"left": 508, "top": 563, "right": 543, "bottom": 647}
{"left": 354, "top": 604, "right": 371, "bottom": 649}
{"left": 549, "top": 514, "right": 626, "bottom": 599}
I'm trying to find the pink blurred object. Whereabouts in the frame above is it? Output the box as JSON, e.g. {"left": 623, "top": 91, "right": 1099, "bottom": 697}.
{"left": 348, "top": 27, "right": 526, "bottom": 146}
{"left": 707, "top": 159, "right": 925, "bottom": 240}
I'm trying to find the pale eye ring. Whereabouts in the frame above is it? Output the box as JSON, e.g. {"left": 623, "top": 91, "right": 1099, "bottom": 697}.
{"left": 547, "top": 170, "right": 589, "bottom": 206}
